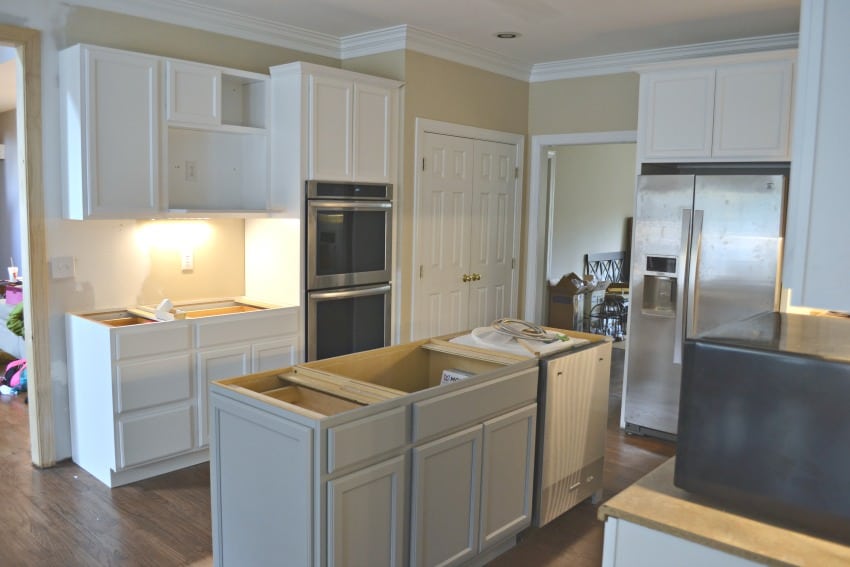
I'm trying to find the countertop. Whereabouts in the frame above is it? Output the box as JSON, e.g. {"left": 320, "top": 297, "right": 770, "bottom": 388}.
{"left": 598, "top": 458, "right": 850, "bottom": 566}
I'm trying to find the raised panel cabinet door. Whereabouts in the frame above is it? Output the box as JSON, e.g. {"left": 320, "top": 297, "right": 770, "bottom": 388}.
{"left": 641, "top": 69, "right": 716, "bottom": 160}
{"left": 467, "top": 140, "right": 518, "bottom": 329}
{"left": 413, "top": 132, "right": 474, "bottom": 340}
{"left": 327, "top": 455, "right": 406, "bottom": 567}
{"left": 410, "top": 425, "right": 482, "bottom": 567}
{"left": 309, "top": 73, "right": 353, "bottom": 180}
{"left": 353, "top": 82, "right": 392, "bottom": 182}
{"left": 479, "top": 404, "right": 537, "bottom": 552}
{"left": 78, "top": 46, "right": 161, "bottom": 217}
{"left": 251, "top": 336, "right": 298, "bottom": 372}
{"left": 197, "top": 345, "right": 251, "bottom": 447}
{"left": 166, "top": 60, "right": 221, "bottom": 126}
{"left": 712, "top": 59, "right": 794, "bottom": 159}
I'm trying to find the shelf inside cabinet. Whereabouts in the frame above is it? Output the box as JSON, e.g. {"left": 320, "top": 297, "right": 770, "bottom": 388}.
{"left": 221, "top": 73, "right": 267, "bottom": 129}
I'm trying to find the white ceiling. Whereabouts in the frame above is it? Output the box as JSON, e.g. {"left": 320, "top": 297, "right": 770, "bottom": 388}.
{"left": 174, "top": 0, "right": 800, "bottom": 64}
{"left": 0, "top": 0, "right": 804, "bottom": 111}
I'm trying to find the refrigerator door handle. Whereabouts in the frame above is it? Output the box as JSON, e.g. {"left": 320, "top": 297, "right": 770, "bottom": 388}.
{"left": 673, "top": 209, "right": 692, "bottom": 364}
{"left": 686, "top": 210, "right": 704, "bottom": 338}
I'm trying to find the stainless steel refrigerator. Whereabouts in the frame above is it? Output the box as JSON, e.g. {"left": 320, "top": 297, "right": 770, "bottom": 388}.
{"left": 622, "top": 174, "right": 786, "bottom": 439}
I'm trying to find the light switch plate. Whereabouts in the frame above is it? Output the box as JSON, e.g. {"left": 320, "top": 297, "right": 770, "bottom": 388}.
{"left": 51, "top": 256, "right": 75, "bottom": 279}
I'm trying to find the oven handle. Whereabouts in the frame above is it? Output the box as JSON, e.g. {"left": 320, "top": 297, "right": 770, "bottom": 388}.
{"left": 309, "top": 284, "right": 392, "bottom": 300}
{"left": 308, "top": 200, "right": 392, "bottom": 210}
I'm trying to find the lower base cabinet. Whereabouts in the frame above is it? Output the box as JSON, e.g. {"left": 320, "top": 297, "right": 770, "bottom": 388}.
{"left": 209, "top": 338, "right": 540, "bottom": 567}
{"left": 410, "top": 404, "right": 536, "bottom": 567}
{"left": 328, "top": 455, "right": 407, "bottom": 567}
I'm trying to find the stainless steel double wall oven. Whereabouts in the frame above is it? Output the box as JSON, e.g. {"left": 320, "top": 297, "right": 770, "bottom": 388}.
{"left": 305, "top": 181, "right": 392, "bottom": 361}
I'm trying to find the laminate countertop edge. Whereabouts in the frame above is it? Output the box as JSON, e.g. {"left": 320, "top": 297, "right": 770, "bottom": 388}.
{"left": 597, "top": 458, "right": 850, "bottom": 566}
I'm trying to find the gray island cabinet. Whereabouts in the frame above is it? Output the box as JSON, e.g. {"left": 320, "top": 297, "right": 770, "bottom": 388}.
{"left": 209, "top": 337, "right": 540, "bottom": 567}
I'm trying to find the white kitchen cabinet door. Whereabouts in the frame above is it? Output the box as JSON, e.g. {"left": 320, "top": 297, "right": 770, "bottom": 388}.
{"left": 410, "top": 425, "right": 482, "bottom": 567}
{"left": 197, "top": 345, "right": 251, "bottom": 447}
{"left": 309, "top": 73, "right": 353, "bottom": 181}
{"left": 353, "top": 82, "right": 392, "bottom": 182}
{"left": 60, "top": 44, "right": 160, "bottom": 219}
{"left": 251, "top": 336, "right": 299, "bottom": 372}
{"left": 327, "top": 455, "right": 406, "bottom": 567}
{"left": 712, "top": 60, "right": 794, "bottom": 160}
{"left": 641, "top": 69, "right": 716, "bottom": 160}
{"left": 784, "top": 0, "right": 850, "bottom": 312}
{"left": 478, "top": 404, "right": 536, "bottom": 552}
{"left": 166, "top": 60, "right": 221, "bottom": 126}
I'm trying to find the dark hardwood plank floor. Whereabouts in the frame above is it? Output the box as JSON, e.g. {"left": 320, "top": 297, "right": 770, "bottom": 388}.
{"left": 0, "top": 345, "right": 673, "bottom": 566}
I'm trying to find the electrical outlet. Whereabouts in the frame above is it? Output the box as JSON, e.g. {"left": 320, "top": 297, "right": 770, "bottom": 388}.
{"left": 51, "top": 256, "right": 75, "bottom": 279}
{"left": 181, "top": 250, "right": 194, "bottom": 271}
{"left": 185, "top": 160, "right": 197, "bottom": 182}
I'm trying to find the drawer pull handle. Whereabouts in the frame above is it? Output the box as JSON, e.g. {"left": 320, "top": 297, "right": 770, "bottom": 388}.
{"left": 569, "top": 482, "right": 581, "bottom": 491}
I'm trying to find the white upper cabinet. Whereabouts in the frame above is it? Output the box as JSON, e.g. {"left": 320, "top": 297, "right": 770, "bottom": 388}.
{"left": 60, "top": 44, "right": 161, "bottom": 219}
{"left": 783, "top": 0, "right": 850, "bottom": 312}
{"left": 270, "top": 62, "right": 401, "bottom": 210}
{"left": 166, "top": 60, "right": 221, "bottom": 126}
{"left": 638, "top": 50, "right": 796, "bottom": 163}
{"left": 306, "top": 69, "right": 395, "bottom": 183}
{"left": 60, "top": 44, "right": 272, "bottom": 219}
{"left": 309, "top": 73, "right": 354, "bottom": 180}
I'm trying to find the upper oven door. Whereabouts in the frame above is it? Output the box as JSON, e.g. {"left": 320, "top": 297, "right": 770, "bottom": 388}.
{"left": 307, "top": 199, "right": 393, "bottom": 290}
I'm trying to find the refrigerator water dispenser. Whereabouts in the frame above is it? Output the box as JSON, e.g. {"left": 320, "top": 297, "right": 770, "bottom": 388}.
{"left": 641, "top": 255, "right": 678, "bottom": 315}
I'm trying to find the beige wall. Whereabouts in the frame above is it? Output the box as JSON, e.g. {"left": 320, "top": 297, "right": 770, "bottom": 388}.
{"left": 398, "top": 50, "right": 529, "bottom": 341}
{"left": 529, "top": 73, "right": 639, "bottom": 134}
{"left": 548, "top": 143, "right": 636, "bottom": 281}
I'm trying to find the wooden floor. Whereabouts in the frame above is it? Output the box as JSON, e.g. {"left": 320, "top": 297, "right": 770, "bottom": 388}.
{"left": 0, "top": 346, "right": 674, "bottom": 566}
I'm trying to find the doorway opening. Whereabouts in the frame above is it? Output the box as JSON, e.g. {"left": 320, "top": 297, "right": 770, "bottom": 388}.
{"left": 523, "top": 131, "right": 636, "bottom": 325}
{"left": 0, "top": 25, "right": 53, "bottom": 467}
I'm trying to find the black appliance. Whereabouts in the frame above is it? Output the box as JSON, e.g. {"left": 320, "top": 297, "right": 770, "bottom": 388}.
{"left": 305, "top": 180, "right": 393, "bottom": 361}
{"left": 675, "top": 311, "right": 850, "bottom": 544}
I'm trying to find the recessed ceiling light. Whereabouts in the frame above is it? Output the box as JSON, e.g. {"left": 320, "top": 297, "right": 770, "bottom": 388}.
{"left": 495, "top": 32, "right": 520, "bottom": 39}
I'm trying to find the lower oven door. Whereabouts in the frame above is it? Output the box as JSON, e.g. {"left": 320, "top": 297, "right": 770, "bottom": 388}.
{"left": 307, "top": 283, "right": 392, "bottom": 361}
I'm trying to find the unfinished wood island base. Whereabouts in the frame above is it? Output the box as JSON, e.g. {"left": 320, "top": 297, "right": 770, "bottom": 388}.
{"left": 599, "top": 458, "right": 850, "bottom": 566}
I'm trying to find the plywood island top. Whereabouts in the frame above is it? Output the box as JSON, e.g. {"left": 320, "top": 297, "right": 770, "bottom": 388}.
{"left": 598, "top": 458, "right": 850, "bottom": 566}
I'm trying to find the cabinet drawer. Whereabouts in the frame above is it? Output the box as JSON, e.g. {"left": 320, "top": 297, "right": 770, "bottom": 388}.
{"left": 114, "top": 323, "right": 192, "bottom": 359}
{"left": 411, "top": 367, "right": 538, "bottom": 443}
{"left": 195, "top": 308, "right": 298, "bottom": 348}
{"left": 116, "top": 353, "right": 193, "bottom": 413}
{"left": 117, "top": 404, "right": 194, "bottom": 468}
{"left": 328, "top": 406, "right": 408, "bottom": 473}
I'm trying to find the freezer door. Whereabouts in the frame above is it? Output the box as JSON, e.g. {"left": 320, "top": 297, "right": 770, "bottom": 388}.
{"left": 688, "top": 175, "right": 785, "bottom": 338}
{"left": 624, "top": 175, "right": 694, "bottom": 437}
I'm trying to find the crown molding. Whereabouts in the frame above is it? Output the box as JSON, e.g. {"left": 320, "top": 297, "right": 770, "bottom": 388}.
{"left": 64, "top": 0, "right": 341, "bottom": 58}
{"left": 341, "top": 25, "right": 532, "bottom": 81}
{"left": 529, "top": 32, "right": 799, "bottom": 82}
{"left": 61, "top": 1, "right": 799, "bottom": 84}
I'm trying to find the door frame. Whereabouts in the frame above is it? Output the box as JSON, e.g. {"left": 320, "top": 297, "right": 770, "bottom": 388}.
{"left": 410, "top": 118, "right": 524, "bottom": 340}
{"left": 523, "top": 130, "right": 637, "bottom": 324}
{"left": 0, "top": 25, "right": 54, "bottom": 467}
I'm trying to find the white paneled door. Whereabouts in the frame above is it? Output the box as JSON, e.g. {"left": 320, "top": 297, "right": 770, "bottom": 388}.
{"left": 414, "top": 133, "right": 518, "bottom": 339}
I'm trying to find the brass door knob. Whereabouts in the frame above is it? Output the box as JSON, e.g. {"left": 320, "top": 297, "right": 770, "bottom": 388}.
{"left": 472, "top": 273, "right": 481, "bottom": 281}
{"left": 462, "top": 274, "right": 471, "bottom": 282}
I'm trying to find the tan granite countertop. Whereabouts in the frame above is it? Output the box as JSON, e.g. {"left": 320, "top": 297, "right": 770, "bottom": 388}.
{"left": 598, "top": 458, "right": 850, "bottom": 566}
